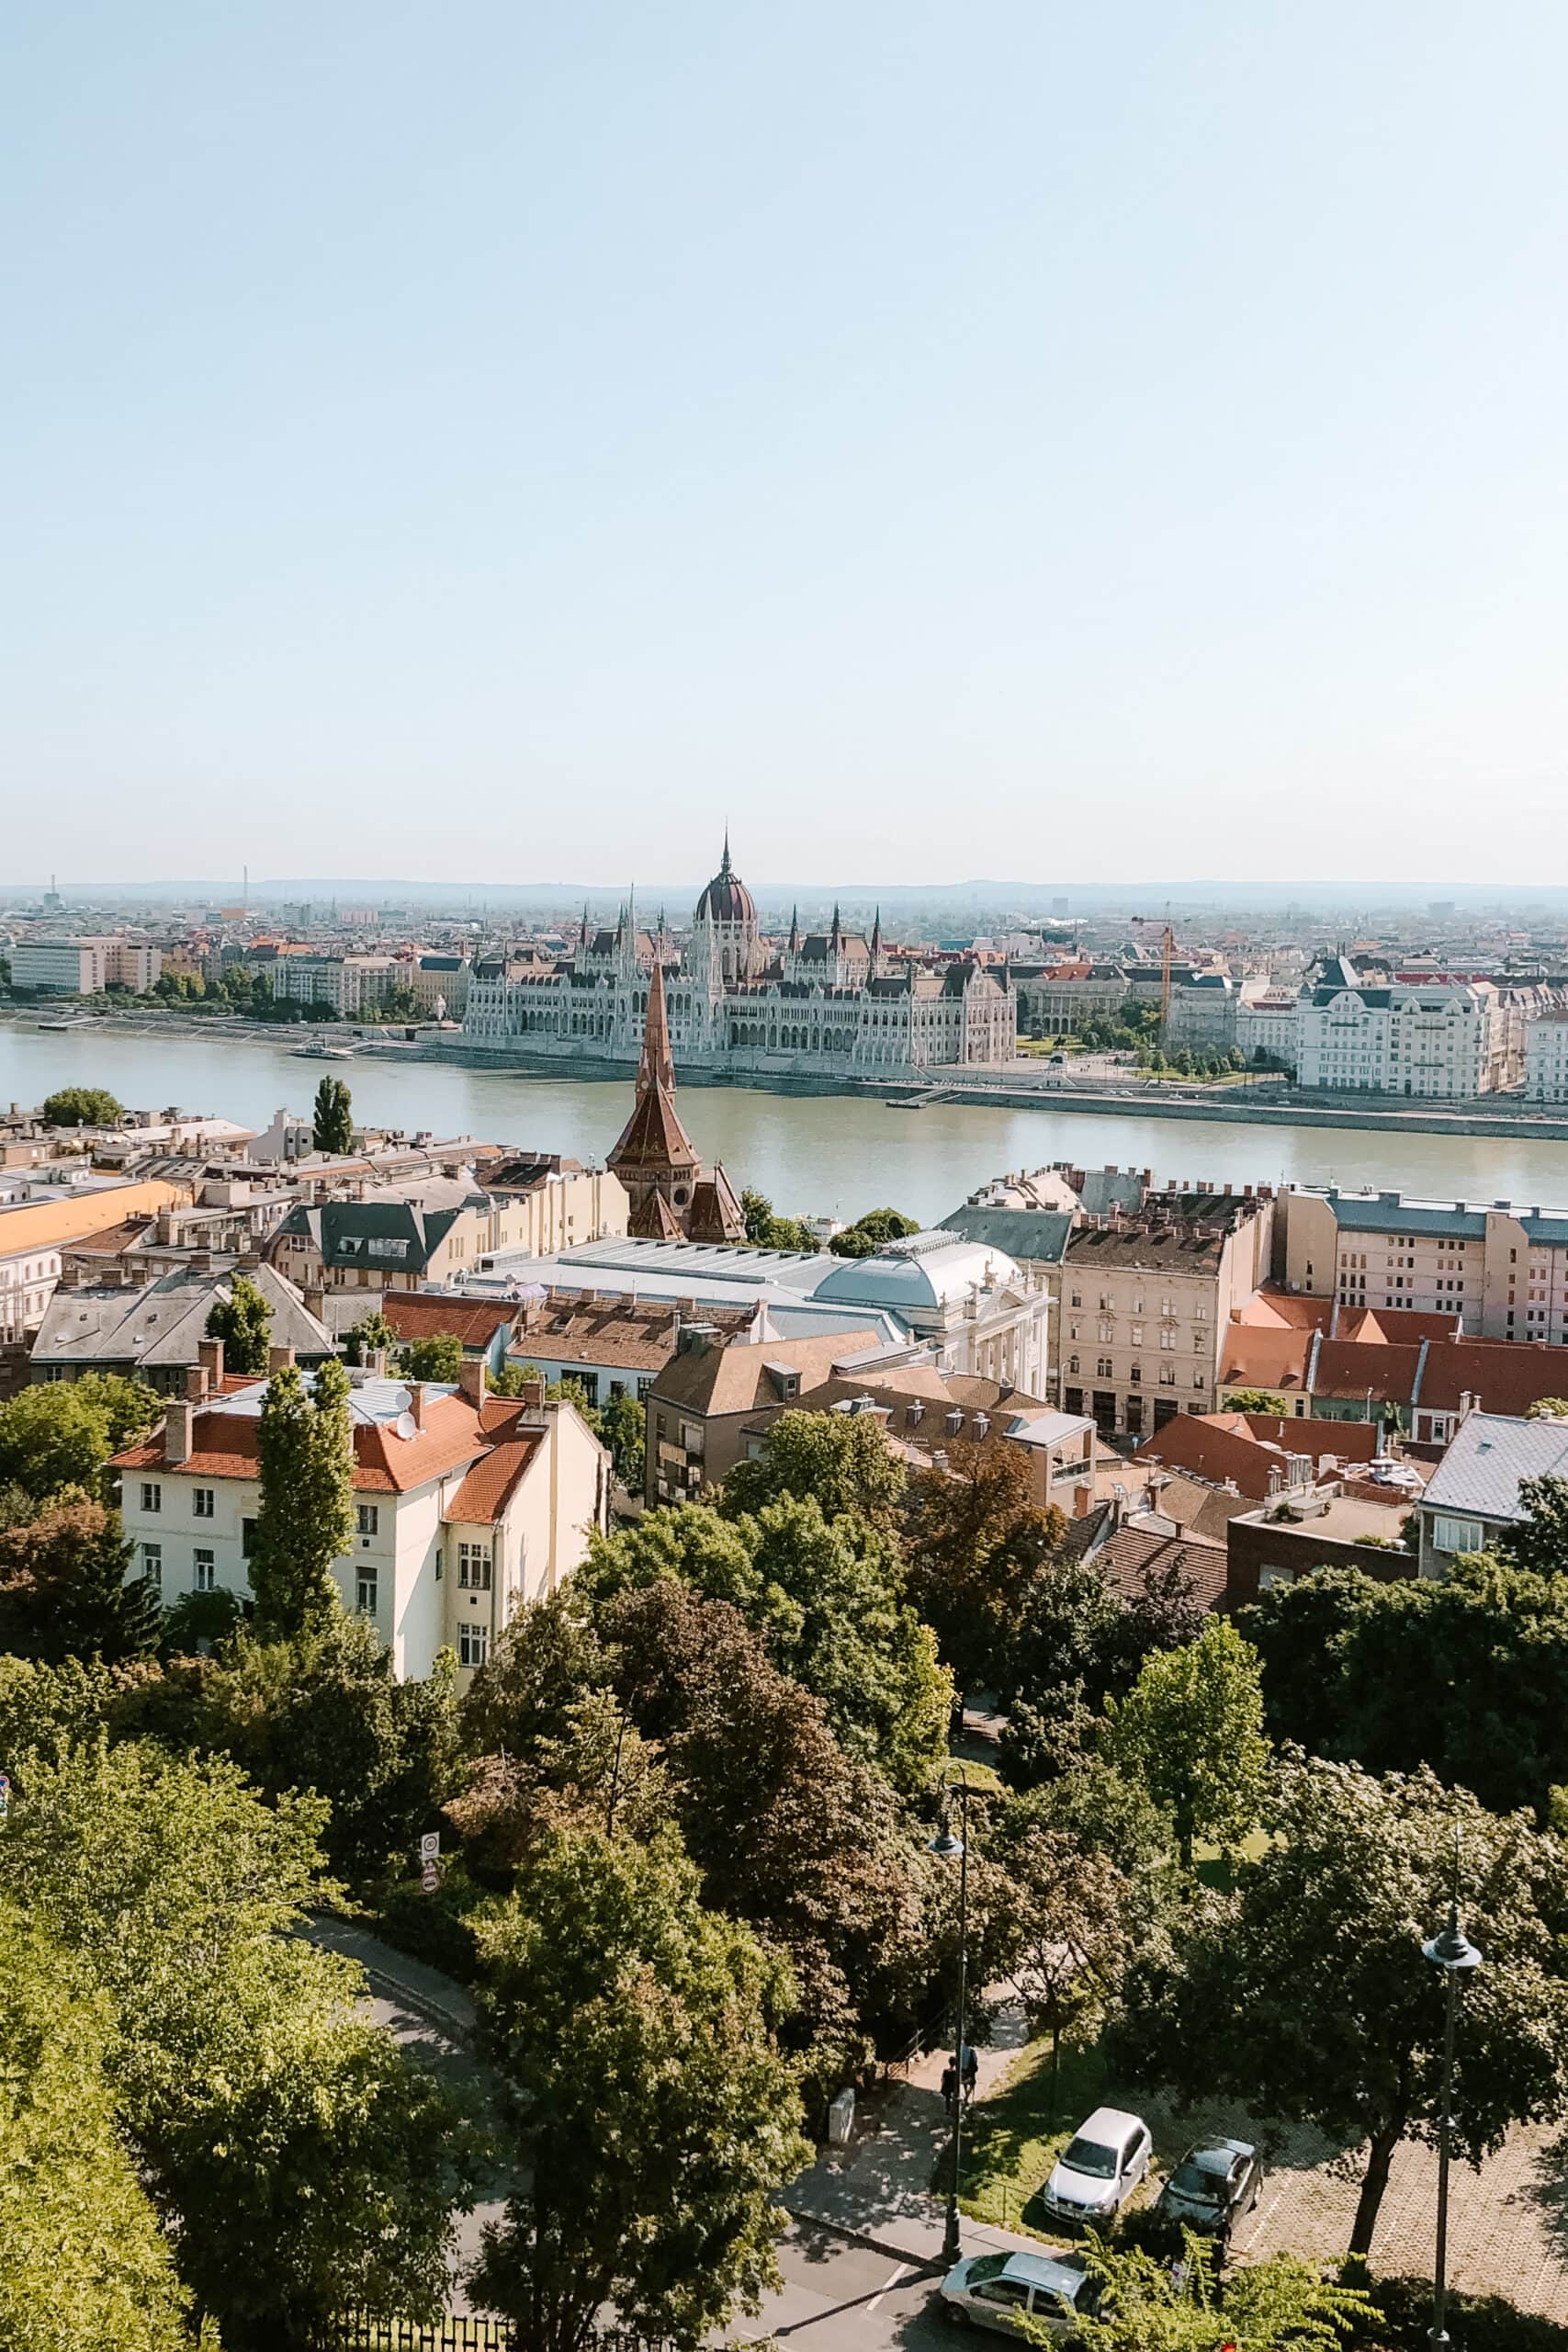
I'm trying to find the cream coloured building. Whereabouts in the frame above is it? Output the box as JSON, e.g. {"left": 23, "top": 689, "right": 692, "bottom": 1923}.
{"left": 1276, "top": 1183, "right": 1568, "bottom": 1344}
{"left": 110, "top": 1354, "right": 608, "bottom": 1679}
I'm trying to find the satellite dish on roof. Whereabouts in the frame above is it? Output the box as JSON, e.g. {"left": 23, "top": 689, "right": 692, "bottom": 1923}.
{"left": 394, "top": 1412, "right": 418, "bottom": 1442}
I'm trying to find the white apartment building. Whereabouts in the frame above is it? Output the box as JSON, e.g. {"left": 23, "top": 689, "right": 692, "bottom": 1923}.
{"left": 1296, "top": 967, "right": 1521, "bottom": 1098}
{"left": 1525, "top": 1011, "right": 1568, "bottom": 1103}
{"left": 10, "top": 936, "right": 163, "bottom": 994}
{"left": 1276, "top": 1183, "right": 1568, "bottom": 1343}
{"left": 271, "top": 955, "right": 400, "bottom": 1015}
{"left": 110, "top": 1354, "right": 609, "bottom": 1678}
{"left": 1234, "top": 991, "right": 1300, "bottom": 1069}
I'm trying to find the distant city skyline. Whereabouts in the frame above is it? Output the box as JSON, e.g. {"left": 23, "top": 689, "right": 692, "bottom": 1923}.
{"left": 5, "top": 2, "right": 1567, "bottom": 883}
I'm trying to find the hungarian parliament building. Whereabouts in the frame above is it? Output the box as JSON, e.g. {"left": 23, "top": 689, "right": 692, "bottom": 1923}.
{"left": 463, "top": 838, "right": 1016, "bottom": 1076}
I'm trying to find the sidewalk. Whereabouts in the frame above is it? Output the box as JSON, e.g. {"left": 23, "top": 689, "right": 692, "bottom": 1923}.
{"left": 784, "top": 2000, "right": 1050, "bottom": 2271}
{"left": 303, "top": 1909, "right": 479, "bottom": 2040}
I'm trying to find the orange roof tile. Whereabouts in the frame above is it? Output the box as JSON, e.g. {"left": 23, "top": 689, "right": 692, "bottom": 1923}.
{"left": 379, "top": 1294, "right": 518, "bottom": 1349}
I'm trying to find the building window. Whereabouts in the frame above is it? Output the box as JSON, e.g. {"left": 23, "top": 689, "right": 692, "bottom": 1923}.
{"left": 1097, "top": 1357, "right": 1112, "bottom": 1379}
{"left": 242, "top": 1517, "right": 257, "bottom": 1557}
{"left": 1067, "top": 1354, "right": 1079, "bottom": 1375}
{"left": 1192, "top": 1370, "right": 1206, "bottom": 1388}
{"left": 1432, "top": 1515, "right": 1485, "bottom": 1555}
{"left": 141, "top": 1482, "right": 162, "bottom": 1513}
{"left": 141, "top": 1543, "right": 162, "bottom": 1589}
{"left": 1159, "top": 1367, "right": 1176, "bottom": 1387}
{"left": 356, "top": 1503, "right": 379, "bottom": 1536}
{"left": 193, "top": 1549, "right": 216, "bottom": 1593}
{"left": 457, "top": 1541, "right": 492, "bottom": 1590}
{"left": 459, "top": 1623, "right": 490, "bottom": 1668}
{"left": 193, "top": 1487, "right": 215, "bottom": 1519}
{"left": 356, "top": 1571, "right": 378, "bottom": 1615}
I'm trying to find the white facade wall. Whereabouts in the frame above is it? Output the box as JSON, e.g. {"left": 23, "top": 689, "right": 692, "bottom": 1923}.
{"left": 1235, "top": 997, "right": 1300, "bottom": 1067}
{"left": 1297, "top": 985, "right": 1516, "bottom": 1098}
{"left": 10, "top": 940, "right": 103, "bottom": 993}
{"left": 1526, "top": 1017, "right": 1568, "bottom": 1103}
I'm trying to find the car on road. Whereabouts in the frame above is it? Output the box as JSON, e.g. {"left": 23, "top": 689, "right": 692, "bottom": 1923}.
{"left": 1039, "top": 2106, "right": 1153, "bottom": 2223}
{"left": 939, "top": 2249, "right": 1100, "bottom": 2337}
{"left": 1155, "top": 2137, "right": 1264, "bottom": 2238}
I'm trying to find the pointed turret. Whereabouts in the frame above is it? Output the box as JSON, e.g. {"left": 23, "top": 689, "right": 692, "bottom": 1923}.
{"left": 788, "top": 903, "right": 801, "bottom": 953}
{"left": 870, "top": 905, "right": 883, "bottom": 974}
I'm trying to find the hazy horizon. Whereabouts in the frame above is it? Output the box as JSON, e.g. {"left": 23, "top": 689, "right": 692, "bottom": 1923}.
{"left": 6, "top": 3, "right": 1568, "bottom": 885}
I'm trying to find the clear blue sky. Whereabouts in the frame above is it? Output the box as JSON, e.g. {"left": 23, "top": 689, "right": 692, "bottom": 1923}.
{"left": 5, "top": 2, "right": 1566, "bottom": 891}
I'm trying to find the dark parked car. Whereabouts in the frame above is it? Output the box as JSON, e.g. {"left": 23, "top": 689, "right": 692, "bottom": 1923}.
{"left": 1155, "top": 2139, "right": 1263, "bottom": 2238}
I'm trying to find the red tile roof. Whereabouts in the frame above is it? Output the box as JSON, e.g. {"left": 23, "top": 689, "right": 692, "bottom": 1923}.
{"left": 109, "top": 1391, "right": 492, "bottom": 1494}
{"left": 1094, "top": 1526, "right": 1228, "bottom": 1611}
{"left": 379, "top": 1294, "right": 518, "bottom": 1349}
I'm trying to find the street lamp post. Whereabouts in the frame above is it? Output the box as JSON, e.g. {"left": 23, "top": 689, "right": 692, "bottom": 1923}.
{"left": 929, "top": 1768, "right": 974, "bottom": 2267}
{"left": 1422, "top": 1900, "right": 1482, "bottom": 2350}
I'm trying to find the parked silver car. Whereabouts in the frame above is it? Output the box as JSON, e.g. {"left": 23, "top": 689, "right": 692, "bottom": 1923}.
{"left": 1039, "top": 2106, "right": 1152, "bottom": 2222}
{"left": 939, "top": 2249, "right": 1099, "bottom": 2338}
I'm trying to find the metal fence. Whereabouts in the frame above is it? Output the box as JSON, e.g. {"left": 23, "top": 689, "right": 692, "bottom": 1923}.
{"left": 319, "top": 2318, "right": 671, "bottom": 2352}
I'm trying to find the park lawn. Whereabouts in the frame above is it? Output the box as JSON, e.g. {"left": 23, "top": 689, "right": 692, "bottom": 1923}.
{"left": 1192, "top": 1826, "right": 1271, "bottom": 1894}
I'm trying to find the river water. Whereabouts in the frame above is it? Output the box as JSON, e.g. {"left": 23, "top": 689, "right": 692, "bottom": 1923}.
{"left": 6, "top": 1024, "right": 1568, "bottom": 1227}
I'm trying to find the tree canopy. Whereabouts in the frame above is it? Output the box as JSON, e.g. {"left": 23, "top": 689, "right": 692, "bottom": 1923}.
{"left": 470, "top": 1828, "right": 807, "bottom": 2352}
{"left": 3, "top": 1740, "right": 474, "bottom": 2348}
{"left": 1103, "top": 1617, "right": 1269, "bottom": 1868}
{"left": 1111, "top": 1755, "right": 1568, "bottom": 2256}
{"left": 0, "top": 1898, "right": 198, "bottom": 2352}
{"left": 827, "top": 1205, "right": 919, "bottom": 1258}
{"left": 249, "top": 1358, "right": 355, "bottom": 1636}
{"left": 0, "top": 1498, "right": 161, "bottom": 1664}
{"left": 311, "top": 1075, "right": 354, "bottom": 1154}
{"left": 41, "top": 1085, "right": 124, "bottom": 1125}
{"left": 205, "top": 1271, "right": 273, "bottom": 1375}
{"left": 0, "top": 1374, "right": 160, "bottom": 1505}
{"left": 718, "top": 1407, "right": 906, "bottom": 1528}
{"left": 400, "top": 1330, "right": 465, "bottom": 1384}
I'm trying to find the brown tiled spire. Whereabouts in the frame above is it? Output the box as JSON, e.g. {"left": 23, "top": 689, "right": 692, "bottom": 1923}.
{"left": 608, "top": 956, "right": 697, "bottom": 1179}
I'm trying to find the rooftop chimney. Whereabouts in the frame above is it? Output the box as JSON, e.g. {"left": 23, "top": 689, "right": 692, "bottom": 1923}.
{"left": 409, "top": 1382, "right": 428, "bottom": 1429}
{"left": 185, "top": 1363, "right": 207, "bottom": 1403}
{"left": 458, "top": 1357, "right": 487, "bottom": 1408}
{"left": 198, "top": 1336, "right": 223, "bottom": 1387}
{"left": 166, "top": 1399, "right": 195, "bottom": 1464}
{"left": 519, "top": 1373, "right": 545, "bottom": 1408}
{"left": 268, "top": 1343, "right": 296, "bottom": 1374}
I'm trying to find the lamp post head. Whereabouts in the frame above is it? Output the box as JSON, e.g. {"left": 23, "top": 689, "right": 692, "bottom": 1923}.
{"left": 928, "top": 1803, "right": 964, "bottom": 1861}
{"left": 1423, "top": 1903, "right": 1483, "bottom": 1973}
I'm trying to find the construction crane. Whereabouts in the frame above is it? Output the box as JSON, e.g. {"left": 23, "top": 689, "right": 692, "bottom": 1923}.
{"left": 1132, "top": 917, "right": 1176, "bottom": 1032}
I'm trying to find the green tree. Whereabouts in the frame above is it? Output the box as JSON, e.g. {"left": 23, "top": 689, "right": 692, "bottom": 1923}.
{"left": 600, "top": 1580, "right": 924, "bottom": 2081}
{"left": 828, "top": 1205, "right": 919, "bottom": 1259}
{"left": 598, "top": 1390, "right": 646, "bottom": 1489}
{"left": 41, "top": 1085, "right": 124, "bottom": 1125}
{"left": 903, "top": 1440, "right": 1067, "bottom": 1692}
{"left": 1221, "top": 1386, "right": 1292, "bottom": 1417}
{"left": 344, "top": 1307, "right": 397, "bottom": 1365}
{"left": 1501, "top": 1473, "right": 1568, "bottom": 1576}
{"left": 739, "top": 1186, "right": 818, "bottom": 1251}
{"left": 990, "top": 1815, "right": 1132, "bottom": 2116}
{"left": 581, "top": 1494, "right": 950, "bottom": 1792}
{"left": 400, "top": 1330, "right": 465, "bottom": 1383}
{"left": 0, "top": 1900, "right": 199, "bottom": 2352}
{"left": 249, "top": 1359, "right": 355, "bottom": 1636}
{"left": 0, "top": 1374, "right": 158, "bottom": 1505}
{"left": 1103, "top": 1618, "right": 1269, "bottom": 1869}
{"left": 160, "top": 1587, "right": 245, "bottom": 1657}
{"left": 4, "top": 1741, "right": 474, "bottom": 2350}
{"left": 204, "top": 1270, "right": 273, "bottom": 1375}
{"left": 0, "top": 1499, "right": 161, "bottom": 1663}
{"left": 1069, "top": 2231, "right": 1371, "bottom": 2350}
{"left": 470, "top": 1828, "right": 808, "bottom": 2352}
{"left": 1111, "top": 1757, "right": 1568, "bottom": 2256}
{"left": 718, "top": 1405, "right": 906, "bottom": 1527}
{"left": 195, "top": 1614, "right": 461, "bottom": 1883}
{"left": 1527, "top": 1398, "right": 1568, "bottom": 1421}
{"left": 311, "top": 1075, "right": 354, "bottom": 1154}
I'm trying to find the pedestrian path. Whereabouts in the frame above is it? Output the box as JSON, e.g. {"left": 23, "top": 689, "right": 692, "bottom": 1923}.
{"left": 784, "top": 2000, "right": 1045, "bottom": 2271}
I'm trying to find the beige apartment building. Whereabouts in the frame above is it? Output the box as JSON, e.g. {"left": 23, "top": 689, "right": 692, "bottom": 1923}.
{"left": 1051, "top": 1188, "right": 1275, "bottom": 1441}
{"left": 1275, "top": 1183, "right": 1568, "bottom": 1343}
{"left": 269, "top": 1163, "right": 627, "bottom": 1295}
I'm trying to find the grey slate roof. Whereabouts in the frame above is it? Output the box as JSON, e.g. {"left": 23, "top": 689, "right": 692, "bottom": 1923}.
{"left": 1420, "top": 1411, "right": 1568, "bottom": 1523}
{"left": 31, "top": 1263, "right": 333, "bottom": 1372}
{"left": 936, "top": 1205, "right": 1075, "bottom": 1263}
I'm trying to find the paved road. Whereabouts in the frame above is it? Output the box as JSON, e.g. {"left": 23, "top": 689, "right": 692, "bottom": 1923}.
{"left": 739, "top": 2224, "right": 951, "bottom": 2352}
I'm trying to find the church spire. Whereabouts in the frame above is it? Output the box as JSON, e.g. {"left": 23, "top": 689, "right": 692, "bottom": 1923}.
{"left": 636, "top": 947, "right": 676, "bottom": 1099}
{"left": 870, "top": 905, "right": 883, "bottom": 976}
{"left": 788, "top": 902, "right": 801, "bottom": 952}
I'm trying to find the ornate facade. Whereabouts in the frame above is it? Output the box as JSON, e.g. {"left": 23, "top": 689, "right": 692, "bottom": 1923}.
{"left": 464, "top": 841, "right": 1017, "bottom": 1075}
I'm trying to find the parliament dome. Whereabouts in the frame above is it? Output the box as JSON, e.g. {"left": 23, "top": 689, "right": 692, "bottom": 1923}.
{"left": 694, "top": 835, "right": 757, "bottom": 928}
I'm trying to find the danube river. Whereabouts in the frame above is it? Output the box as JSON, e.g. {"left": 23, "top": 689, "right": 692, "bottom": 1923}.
{"left": 6, "top": 1024, "right": 1568, "bottom": 1227}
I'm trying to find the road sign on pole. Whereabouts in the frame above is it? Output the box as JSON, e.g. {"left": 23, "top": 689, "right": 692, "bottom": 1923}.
{"left": 418, "top": 1830, "right": 440, "bottom": 1864}
{"left": 421, "top": 1859, "right": 440, "bottom": 1894}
